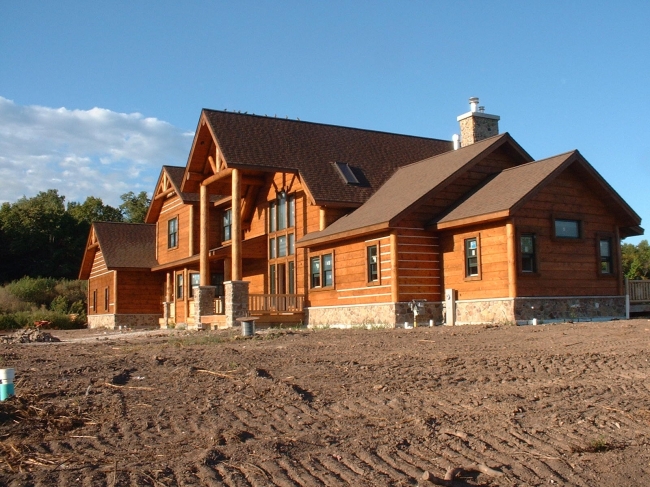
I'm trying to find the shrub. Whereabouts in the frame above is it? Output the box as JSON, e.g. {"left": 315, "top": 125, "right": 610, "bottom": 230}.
{"left": 0, "top": 313, "right": 20, "bottom": 330}
{"left": 6, "top": 277, "right": 57, "bottom": 307}
{"left": 0, "top": 287, "right": 31, "bottom": 313}
{"left": 0, "top": 310, "right": 86, "bottom": 330}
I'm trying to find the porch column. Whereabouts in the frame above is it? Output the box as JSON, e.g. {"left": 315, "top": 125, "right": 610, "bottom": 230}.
{"left": 225, "top": 280, "right": 249, "bottom": 328}
{"left": 200, "top": 184, "right": 210, "bottom": 285}
{"left": 231, "top": 168, "right": 242, "bottom": 281}
{"left": 506, "top": 220, "right": 517, "bottom": 298}
{"left": 390, "top": 231, "right": 399, "bottom": 303}
{"left": 162, "top": 271, "right": 172, "bottom": 328}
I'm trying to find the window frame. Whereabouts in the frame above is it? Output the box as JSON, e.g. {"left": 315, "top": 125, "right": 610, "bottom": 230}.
{"left": 92, "top": 289, "right": 97, "bottom": 313}
{"left": 167, "top": 216, "right": 179, "bottom": 249}
{"left": 366, "top": 243, "right": 380, "bottom": 285}
{"left": 463, "top": 235, "right": 481, "bottom": 281}
{"left": 104, "top": 287, "right": 109, "bottom": 311}
{"left": 176, "top": 272, "right": 184, "bottom": 300}
{"left": 309, "top": 250, "right": 335, "bottom": 290}
{"left": 596, "top": 232, "right": 617, "bottom": 277}
{"left": 517, "top": 228, "right": 540, "bottom": 276}
{"left": 222, "top": 208, "right": 232, "bottom": 242}
{"left": 552, "top": 215, "right": 583, "bottom": 241}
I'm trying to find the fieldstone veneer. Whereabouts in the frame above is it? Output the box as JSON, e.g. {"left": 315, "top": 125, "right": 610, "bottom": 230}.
{"left": 306, "top": 302, "right": 444, "bottom": 328}
{"left": 87, "top": 314, "right": 161, "bottom": 329}
{"left": 225, "top": 280, "right": 249, "bottom": 328}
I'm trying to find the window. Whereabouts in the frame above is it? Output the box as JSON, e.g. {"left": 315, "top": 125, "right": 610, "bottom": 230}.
{"left": 92, "top": 290, "right": 97, "bottom": 312}
{"left": 269, "top": 238, "right": 276, "bottom": 259}
{"left": 189, "top": 272, "right": 200, "bottom": 298}
{"left": 223, "top": 209, "right": 232, "bottom": 241}
{"left": 168, "top": 217, "right": 178, "bottom": 248}
{"left": 465, "top": 237, "right": 480, "bottom": 278}
{"left": 269, "top": 194, "right": 295, "bottom": 231}
{"left": 269, "top": 264, "right": 276, "bottom": 294}
{"left": 555, "top": 219, "right": 580, "bottom": 239}
{"left": 333, "top": 161, "right": 360, "bottom": 184}
{"left": 288, "top": 233, "right": 295, "bottom": 255}
{"left": 310, "top": 253, "right": 334, "bottom": 288}
{"left": 104, "top": 287, "right": 109, "bottom": 311}
{"left": 599, "top": 238, "right": 613, "bottom": 275}
{"left": 367, "top": 245, "right": 379, "bottom": 282}
{"left": 288, "top": 196, "right": 295, "bottom": 228}
{"left": 211, "top": 273, "right": 224, "bottom": 296}
{"left": 176, "top": 273, "right": 184, "bottom": 300}
{"left": 278, "top": 193, "right": 287, "bottom": 230}
{"left": 278, "top": 235, "right": 287, "bottom": 257}
{"left": 288, "top": 261, "right": 295, "bottom": 294}
{"left": 520, "top": 233, "right": 537, "bottom": 273}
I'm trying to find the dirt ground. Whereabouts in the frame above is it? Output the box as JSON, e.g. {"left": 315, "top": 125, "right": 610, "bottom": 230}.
{"left": 1, "top": 319, "right": 650, "bottom": 487}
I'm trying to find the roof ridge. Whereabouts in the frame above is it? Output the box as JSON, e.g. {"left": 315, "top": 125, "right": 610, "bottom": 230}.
{"left": 202, "top": 108, "right": 451, "bottom": 143}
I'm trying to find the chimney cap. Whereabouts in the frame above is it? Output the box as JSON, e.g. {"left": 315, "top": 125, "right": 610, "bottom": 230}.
{"left": 469, "top": 97, "right": 479, "bottom": 112}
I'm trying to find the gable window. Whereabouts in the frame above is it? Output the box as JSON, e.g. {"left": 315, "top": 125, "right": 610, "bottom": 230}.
{"left": 176, "top": 273, "right": 184, "bottom": 300}
{"left": 465, "top": 237, "right": 480, "bottom": 278}
{"left": 168, "top": 217, "right": 178, "bottom": 248}
{"left": 310, "top": 252, "right": 334, "bottom": 288}
{"left": 599, "top": 237, "right": 613, "bottom": 275}
{"left": 367, "top": 244, "right": 379, "bottom": 283}
{"left": 520, "top": 233, "right": 537, "bottom": 273}
{"left": 189, "top": 272, "right": 200, "bottom": 298}
{"left": 223, "top": 209, "right": 232, "bottom": 241}
{"left": 555, "top": 219, "right": 580, "bottom": 239}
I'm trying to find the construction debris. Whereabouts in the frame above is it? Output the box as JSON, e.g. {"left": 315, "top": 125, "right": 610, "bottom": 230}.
{"left": 0, "top": 329, "right": 61, "bottom": 344}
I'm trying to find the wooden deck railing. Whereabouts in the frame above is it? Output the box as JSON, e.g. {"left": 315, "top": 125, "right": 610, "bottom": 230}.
{"left": 628, "top": 280, "right": 650, "bottom": 302}
{"left": 249, "top": 294, "right": 305, "bottom": 313}
{"left": 213, "top": 296, "right": 225, "bottom": 315}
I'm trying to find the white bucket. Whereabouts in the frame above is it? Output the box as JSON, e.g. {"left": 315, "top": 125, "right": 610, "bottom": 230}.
{"left": 0, "top": 368, "right": 15, "bottom": 383}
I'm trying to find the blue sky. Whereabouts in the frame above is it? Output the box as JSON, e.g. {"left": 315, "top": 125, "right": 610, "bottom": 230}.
{"left": 1, "top": 1, "right": 648, "bottom": 242}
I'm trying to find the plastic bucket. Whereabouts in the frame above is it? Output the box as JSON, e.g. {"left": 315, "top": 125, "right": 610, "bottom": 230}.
{"left": 0, "top": 383, "right": 14, "bottom": 401}
{"left": 0, "top": 368, "right": 14, "bottom": 382}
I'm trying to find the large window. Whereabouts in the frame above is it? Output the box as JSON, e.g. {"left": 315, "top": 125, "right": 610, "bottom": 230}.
{"left": 599, "top": 237, "right": 613, "bottom": 275}
{"left": 465, "top": 237, "right": 479, "bottom": 278}
{"left": 310, "top": 253, "right": 333, "bottom": 288}
{"left": 520, "top": 233, "right": 537, "bottom": 273}
{"left": 554, "top": 219, "right": 580, "bottom": 239}
{"left": 367, "top": 244, "right": 378, "bottom": 283}
{"left": 223, "top": 209, "right": 232, "bottom": 242}
{"left": 168, "top": 217, "right": 178, "bottom": 248}
{"left": 268, "top": 193, "right": 296, "bottom": 295}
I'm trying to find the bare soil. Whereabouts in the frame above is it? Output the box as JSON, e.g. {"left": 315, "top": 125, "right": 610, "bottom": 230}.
{"left": 1, "top": 320, "right": 650, "bottom": 486}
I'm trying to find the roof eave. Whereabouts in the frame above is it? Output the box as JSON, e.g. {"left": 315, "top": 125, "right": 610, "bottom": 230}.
{"left": 296, "top": 222, "right": 390, "bottom": 248}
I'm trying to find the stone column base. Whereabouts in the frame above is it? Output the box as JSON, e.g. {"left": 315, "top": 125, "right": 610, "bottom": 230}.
{"left": 225, "top": 281, "right": 249, "bottom": 328}
{"left": 192, "top": 286, "right": 216, "bottom": 330}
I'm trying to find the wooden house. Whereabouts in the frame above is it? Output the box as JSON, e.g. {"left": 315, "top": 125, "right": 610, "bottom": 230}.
{"left": 80, "top": 98, "right": 642, "bottom": 329}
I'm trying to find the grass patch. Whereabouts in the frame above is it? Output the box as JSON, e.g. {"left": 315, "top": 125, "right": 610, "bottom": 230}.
{"left": 167, "top": 334, "right": 225, "bottom": 347}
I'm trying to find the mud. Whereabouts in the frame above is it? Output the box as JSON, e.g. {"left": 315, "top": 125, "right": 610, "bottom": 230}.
{"left": 1, "top": 320, "right": 650, "bottom": 486}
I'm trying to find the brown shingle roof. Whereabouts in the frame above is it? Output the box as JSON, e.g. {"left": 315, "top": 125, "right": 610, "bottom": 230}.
{"left": 93, "top": 222, "right": 157, "bottom": 269}
{"left": 202, "top": 110, "right": 453, "bottom": 205}
{"left": 435, "top": 151, "right": 573, "bottom": 226}
{"left": 298, "top": 133, "right": 530, "bottom": 246}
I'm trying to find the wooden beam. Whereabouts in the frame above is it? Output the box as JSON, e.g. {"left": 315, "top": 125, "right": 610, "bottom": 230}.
{"left": 200, "top": 185, "right": 210, "bottom": 286}
{"left": 154, "top": 187, "right": 175, "bottom": 200}
{"left": 166, "top": 272, "right": 172, "bottom": 302}
{"left": 241, "top": 186, "right": 260, "bottom": 228}
{"left": 391, "top": 232, "right": 399, "bottom": 303}
{"left": 208, "top": 155, "right": 217, "bottom": 174}
{"left": 186, "top": 171, "right": 204, "bottom": 182}
{"left": 319, "top": 207, "right": 326, "bottom": 231}
{"left": 506, "top": 220, "right": 517, "bottom": 298}
{"left": 232, "top": 168, "right": 242, "bottom": 281}
{"left": 202, "top": 168, "right": 233, "bottom": 187}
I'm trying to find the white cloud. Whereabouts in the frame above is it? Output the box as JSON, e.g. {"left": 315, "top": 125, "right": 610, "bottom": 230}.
{"left": 0, "top": 96, "right": 193, "bottom": 206}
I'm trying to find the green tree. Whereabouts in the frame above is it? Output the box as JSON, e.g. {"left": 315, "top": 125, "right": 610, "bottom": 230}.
{"left": 622, "top": 240, "right": 650, "bottom": 280}
{"left": 119, "top": 191, "right": 150, "bottom": 223}
{"left": 68, "top": 196, "right": 123, "bottom": 224}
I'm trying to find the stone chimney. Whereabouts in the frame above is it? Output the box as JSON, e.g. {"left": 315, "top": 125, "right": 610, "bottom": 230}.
{"left": 457, "top": 97, "right": 500, "bottom": 147}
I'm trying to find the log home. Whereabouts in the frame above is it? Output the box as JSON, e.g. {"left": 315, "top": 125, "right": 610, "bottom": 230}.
{"left": 80, "top": 98, "right": 643, "bottom": 328}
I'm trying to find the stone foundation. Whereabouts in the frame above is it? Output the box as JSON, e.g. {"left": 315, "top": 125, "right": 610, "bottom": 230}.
{"left": 306, "top": 302, "right": 444, "bottom": 328}
{"left": 451, "top": 296, "right": 626, "bottom": 325}
{"left": 87, "top": 314, "right": 161, "bottom": 330}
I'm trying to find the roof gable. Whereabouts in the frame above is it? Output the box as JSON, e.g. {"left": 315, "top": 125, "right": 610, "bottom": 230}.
{"left": 298, "top": 133, "right": 532, "bottom": 246}
{"left": 434, "top": 150, "right": 642, "bottom": 232}
{"left": 182, "top": 110, "right": 453, "bottom": 205}
{"left": 79, "top": 222, "right": 157, "bottom": 279}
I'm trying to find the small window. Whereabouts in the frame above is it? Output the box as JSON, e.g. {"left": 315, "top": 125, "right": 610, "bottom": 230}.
{"left": 168, "top": 217, "right": 178, "bottom": 248}
{"left": 520, "top": 234, "right": 537, "bottom": 273}
{"left": 189, "top": 273, "right": 200, "bottom": 298}
{"left": 223, "top": 209, "right": 232, "bottom": 241}
{"left": 104, "top": 287, "right": 109, "bottom": 311}
{"left": 310, "top": 252, "right": 334, "bottom": 288}
{"left": 555, "top": 219, "right": 580, "bottom": 238}
{"left": 334, "top": 162, "right": 360, "bottom": 184}
{"left": 322, "top": 253, "right": 333, "bottom": 287}
{"left": 92, "top": 290, "right": 97, "bottom": 312}
{"left": 465, "top": 238, "right": 479, "bottom": 278}
{"left": 599, "top": 238, "right": 613, "bottom": 275}
{"left": 367, "top": 245, "right": 378, "bottom": 282}
{"left": 176, "top": 273, "right": 184, "bottom": 300}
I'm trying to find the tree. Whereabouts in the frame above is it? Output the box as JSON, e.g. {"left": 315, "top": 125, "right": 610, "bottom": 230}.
{"left": 67, "top": 196, "right": 123, "bottom": 224}
{"left": 119, "top": 191, "right": 150, "bottom": 223}
{"left": 622, "top": 240, "right": 650, "bottom": 280}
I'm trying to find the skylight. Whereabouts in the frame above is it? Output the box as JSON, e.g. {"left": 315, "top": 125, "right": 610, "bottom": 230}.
{"left": 333, "top": 162, "right": 360, "bottom": 185}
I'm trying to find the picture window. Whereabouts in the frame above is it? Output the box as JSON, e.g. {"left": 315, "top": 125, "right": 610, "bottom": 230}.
{"left": 555, "top": 219, "right": 580, "bottom": 239}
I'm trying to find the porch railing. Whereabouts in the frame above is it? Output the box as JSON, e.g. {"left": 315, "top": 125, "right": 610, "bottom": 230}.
{"left": 213, "top": 296, "right": 225, "bottom": 315}
{"left": 629, "top": 280, "right": 650, "bottom": 302}
{"left": 249, "top": 294, "right": 305, "bottom": 313}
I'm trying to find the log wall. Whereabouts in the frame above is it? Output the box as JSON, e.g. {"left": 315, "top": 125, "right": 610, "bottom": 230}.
{"left": 116, "top": 271, "right": 165, "bottom": 314}
{"left": 88, "top": 250, "right": 115, "bottom": 315}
